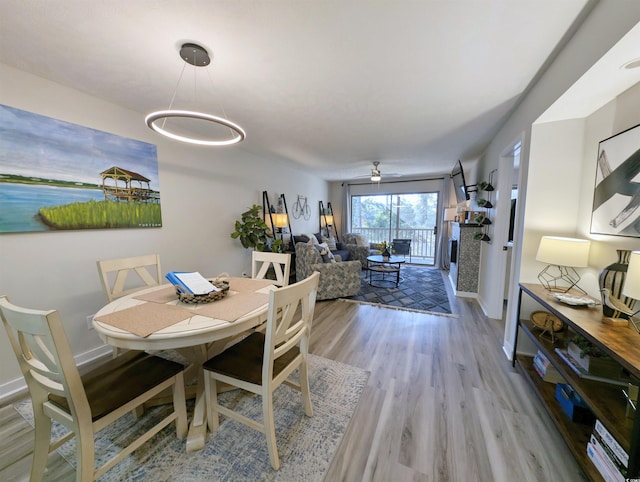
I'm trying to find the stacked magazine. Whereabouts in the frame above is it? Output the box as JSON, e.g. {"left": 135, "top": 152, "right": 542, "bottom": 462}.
{"left": 587, "top": 419, "right": 628, "bottom": 482}
{"left": 533, "top": 350, "right": 564, "bottom": 383}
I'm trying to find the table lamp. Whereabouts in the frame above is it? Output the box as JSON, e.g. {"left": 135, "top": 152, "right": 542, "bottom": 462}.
{"left": 536, "top": 236, "right": 591, "bottom": 294}
{"left": 324, "top": 214, "right": 334, "bottom": 226}
{"left": 444, "top": 207, "right": 457, "bottom": 222}
{"left": 273, "top": 213, "right": 288, "bottom": 231}
{"left": 622, "top": 251, "right": 640, "bottom": 333}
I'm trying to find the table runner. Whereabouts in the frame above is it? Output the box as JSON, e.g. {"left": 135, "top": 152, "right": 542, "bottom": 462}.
{"left": 191, "top": 291, "right": 269, "bottom": 322}
{"left": 133, "top": 286, "right": 178, "bottom": 303}
{"left": 98, "top": 278, "right": 273, "bottom": 336}
{"left": 227, "top": 277, "right": 275, "bottom": 292}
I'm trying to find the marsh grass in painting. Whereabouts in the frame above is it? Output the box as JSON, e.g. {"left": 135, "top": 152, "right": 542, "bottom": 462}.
{"left": 39, "top": 200, "right": 162, "bottom": 229}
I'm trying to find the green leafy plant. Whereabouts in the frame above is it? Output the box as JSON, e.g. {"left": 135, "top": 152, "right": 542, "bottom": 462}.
{"left": 230, "top": 205, "right": 270, "bottom": 251}
{"left": 270, "top": 238, "right": 284, "bottom": 253}
{"left": 568, "top": 334, "right": 612, "bottom": 360}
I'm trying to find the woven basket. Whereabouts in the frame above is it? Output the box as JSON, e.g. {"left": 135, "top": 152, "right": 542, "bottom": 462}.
{"left": 177, "top": 278, "right": 230, "bottom": 304}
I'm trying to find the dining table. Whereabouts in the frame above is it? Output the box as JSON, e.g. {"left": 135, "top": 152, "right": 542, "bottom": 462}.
{"left": 92, "top": 276, "right": 276, "bottom": 452}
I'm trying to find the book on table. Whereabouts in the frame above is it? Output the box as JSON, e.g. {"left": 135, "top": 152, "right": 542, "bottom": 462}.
{"left": 165, "top": 271, "right": 218, "bottom": 295}
{"left": 593, "top": 419, "right": 628, "bottom": 471}
{"left": 533, "top": 350, "right": 564, "bottom": 383}
{"left": 588, "top": 434, "right": 625, "bottom": 482}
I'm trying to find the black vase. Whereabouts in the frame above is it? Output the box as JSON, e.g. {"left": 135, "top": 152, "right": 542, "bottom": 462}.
{"left": 599, "top": 249, "right": 634, "bottom": 319}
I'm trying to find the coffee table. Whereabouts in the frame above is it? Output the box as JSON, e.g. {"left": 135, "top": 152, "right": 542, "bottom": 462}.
{"left": 366, "top": 255, "right": 405, "bottom": 287}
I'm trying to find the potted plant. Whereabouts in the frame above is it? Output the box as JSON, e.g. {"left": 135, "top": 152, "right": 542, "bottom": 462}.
{"left": 567, "top": 334, "right": 622, "bottom": 378}
{"left": 231, "top": 205, "right": 270, "bottom": 252}
{"left": 379, "top": 240, "right": 392, "bottom": 259}
{"left": 231, "top": 205, "right": 283, "bottom": 253}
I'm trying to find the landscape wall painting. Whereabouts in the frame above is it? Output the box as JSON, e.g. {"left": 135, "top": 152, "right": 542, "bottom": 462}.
{"left": 0, "top": 104, "right": 162, "bottom": 234}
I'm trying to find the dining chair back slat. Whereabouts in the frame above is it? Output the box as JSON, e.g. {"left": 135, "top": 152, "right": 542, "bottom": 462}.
{"left": 251, "top": 251, "right": 291, "bottom": 287}
{"left": 97, "top": 254, "right": 162, "bottom": 302}
{"left": 0, "top": 295, "right": 187, "bottom": 481}
{"left": 203, "top": 271, "right": 320, "bottom": 470}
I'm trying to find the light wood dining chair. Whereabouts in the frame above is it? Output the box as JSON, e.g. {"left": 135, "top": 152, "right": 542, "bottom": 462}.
{"left": 203, "top": 271, "right": 320, "bottom": 470}
{"left": 0, "top": 295, "right": 188, "bottom": 482}
{"left": 251, "top": 251, "right": 292, "bottom": 287}
{"left": 97, "top": 253, "right": 162, "bottom": 303}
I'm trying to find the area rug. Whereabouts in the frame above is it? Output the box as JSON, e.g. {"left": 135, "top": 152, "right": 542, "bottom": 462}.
{"left": 14, "top": 354, "right": 369, "bottom": 482}
{"left": 344, "top": 265, "right": 454, "bottom": 315}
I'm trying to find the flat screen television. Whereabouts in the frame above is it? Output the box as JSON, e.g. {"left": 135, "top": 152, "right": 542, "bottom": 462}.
{"left": 451, "top": 160, "right": 469, "bottom": 203}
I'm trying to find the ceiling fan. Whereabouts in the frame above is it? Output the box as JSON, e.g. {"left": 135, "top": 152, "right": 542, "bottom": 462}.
{"left": 349, "top": 161, "right": 402, "bottom": 183}
{"left": 371, "top": 161, "right": 381, "bottom": 182}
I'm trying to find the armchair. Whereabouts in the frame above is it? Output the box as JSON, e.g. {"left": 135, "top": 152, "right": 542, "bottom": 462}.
{"left": 392, "top": 238, "right": 412, "bottom": 262}
{"left": 342, "top": 233, "right": 372, "bottom": 269}
{"left": 294, "top": 242, "right": 361, "bottom": 300}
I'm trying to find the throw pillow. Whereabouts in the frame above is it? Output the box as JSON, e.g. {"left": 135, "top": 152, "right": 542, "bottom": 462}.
{"left": 354, "top": 234, "right": 368, "bottom": 246}
{"left": 293, "top": 235, "right": 310, "bottom": 244}
{"left": 303, "top": 233, "right": 320, "bottom": 245}
{"left": 317, "top": 242, "right": 336, "bottom": 263}
{"left": 321, "top": 236, "right": 337, "bottom": 251}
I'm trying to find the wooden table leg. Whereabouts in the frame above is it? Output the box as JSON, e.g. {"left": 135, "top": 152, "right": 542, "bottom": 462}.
{"left": 185, "top": 344, "right": 208, "bottom": 452}
{"left": 184, "top": 340, "right": 236, "bottom": 452}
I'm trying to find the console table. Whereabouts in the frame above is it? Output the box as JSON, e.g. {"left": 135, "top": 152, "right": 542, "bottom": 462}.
{"left": 512, "top": 283, "right": 640, "bottom": 481}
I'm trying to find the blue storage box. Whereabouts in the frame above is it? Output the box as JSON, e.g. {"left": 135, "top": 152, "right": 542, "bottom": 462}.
{"left": 555, "top": 383, "right": 595, "bottom": 425}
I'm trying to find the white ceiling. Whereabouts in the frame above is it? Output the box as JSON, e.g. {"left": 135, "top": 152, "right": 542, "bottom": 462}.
{"left": 0, "top": 0, "right": 595, "bottom": 181}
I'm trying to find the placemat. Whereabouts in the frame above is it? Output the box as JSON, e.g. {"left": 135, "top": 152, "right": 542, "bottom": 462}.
{"left": 228, "top": 277, "right": 275, "bottom": 293}
{"left": 133, "top": 286, "right": 179, "bottom": 304}
{"left": 94, "top": 303, "right": 192, "bottom": 338}
{"left": 192, "top": 291, "right": 270, "bottom": 322}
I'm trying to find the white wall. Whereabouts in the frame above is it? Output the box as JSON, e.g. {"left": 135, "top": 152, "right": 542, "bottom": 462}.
{"left": 0, "top": 63, "right": 328, "bottom": 399}
{"left": 470, "top": 1, "right": 640, "bottom": 358}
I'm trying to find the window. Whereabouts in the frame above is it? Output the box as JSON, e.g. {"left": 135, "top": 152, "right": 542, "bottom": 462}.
{"left": 351, "top": 192, "right": 439, "bottom": 263}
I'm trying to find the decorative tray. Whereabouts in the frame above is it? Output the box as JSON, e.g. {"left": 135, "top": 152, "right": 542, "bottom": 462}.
{"left": 550, "top": 292, "right": 597, "bottom": 307}
{"left": 176, "top": 279, "right": 230, "bottom": 304}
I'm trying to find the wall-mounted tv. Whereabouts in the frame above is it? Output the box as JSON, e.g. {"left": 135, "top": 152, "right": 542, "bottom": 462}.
{"left": 451, "top": 160, "right": 469, "bottom": 203}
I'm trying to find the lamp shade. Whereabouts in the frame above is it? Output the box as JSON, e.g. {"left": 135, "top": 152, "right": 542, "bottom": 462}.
{"left": 444, "top": 208, "right": 457, "bottom": 221}
{"left": 273, "top": 213, "right": 288, "bottom": 228}
{"left": 536, "top": 236, "right": 591, "bottom": 267}
{"left": 623, "top": 251, "right": 640, "bottom": 300}
{"left": 324, "top": 214, "right": 334, "bottom": 226}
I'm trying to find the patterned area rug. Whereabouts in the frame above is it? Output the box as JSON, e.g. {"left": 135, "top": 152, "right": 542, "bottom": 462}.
{"left": 344, "top": 266, "right": 453, "bottom": 315}
{"left": 14, "top": 354, "right": 368, "bottom": 482}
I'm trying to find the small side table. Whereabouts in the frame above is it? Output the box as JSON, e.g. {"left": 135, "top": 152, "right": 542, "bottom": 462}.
{"left": 366, "top": 255, "right": 405, "bottom": 287}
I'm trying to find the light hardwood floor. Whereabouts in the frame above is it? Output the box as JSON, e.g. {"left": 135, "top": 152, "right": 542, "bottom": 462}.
{"left": 1, "top": 270, "right": 587, "bottom": 481}
{"left": 315, "top": 285, "right": 587, "bottom": 482}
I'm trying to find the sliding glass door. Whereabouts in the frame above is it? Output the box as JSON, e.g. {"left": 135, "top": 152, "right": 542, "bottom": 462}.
{"left": 351, "top": 192, "right": 439, "bottom": 265}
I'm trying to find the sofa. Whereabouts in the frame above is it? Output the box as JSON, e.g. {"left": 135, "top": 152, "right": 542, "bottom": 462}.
{"left": 292, "top": 233, "right": 351, "bottom": 261}
{"left": 294, "top": 242, "right": 361, "bottom": 300}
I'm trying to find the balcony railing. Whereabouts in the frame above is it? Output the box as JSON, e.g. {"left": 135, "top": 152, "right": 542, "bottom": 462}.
{"left": 351, "top": 227, "right": 436, "bottom": 261}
